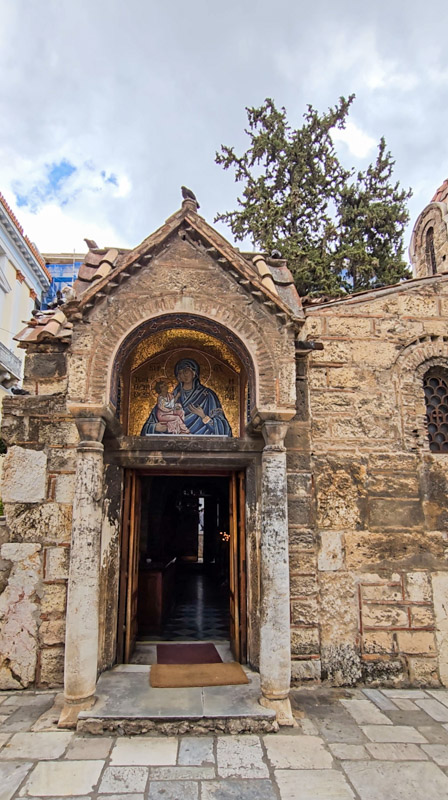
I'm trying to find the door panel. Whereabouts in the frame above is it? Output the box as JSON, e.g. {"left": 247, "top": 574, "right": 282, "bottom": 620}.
{"left": 229, "top": 471, "right": 246, "bottom": 662}
{"left": 229, "top": 472, "right": 240, "bottom": 661}
{"left": 124, "top": 472, "right": 141, "bottom": 663}
{"left": 238, "top": 470, "right": 247, "bottom": 662}
{"left": 117, "top": 470, "right": 132, "bottom": 664}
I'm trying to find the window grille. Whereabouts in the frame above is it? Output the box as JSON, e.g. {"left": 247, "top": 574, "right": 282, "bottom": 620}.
{"left": 425, "top": 227, "right": 437, "bottom": 275}
{"left": 423, "top": 369, "right": 448, "bottom": 452}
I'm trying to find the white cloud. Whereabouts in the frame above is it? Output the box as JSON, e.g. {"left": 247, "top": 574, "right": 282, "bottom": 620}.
{"left": 13, "top": 202, "right": 123, "bottom": 254}
{"left": 0, "top": 0, "right": 446, "bottom": 257}
{"left": 332, "top": 121, "right": 377, "bottom": 159}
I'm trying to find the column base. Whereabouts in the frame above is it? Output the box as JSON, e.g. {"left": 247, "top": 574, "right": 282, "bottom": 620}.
{"left": 259, "top": 695, "right": 296, "bottom": 726}
{"left": 58, "top": 696, "right": 96, "bottom": 729}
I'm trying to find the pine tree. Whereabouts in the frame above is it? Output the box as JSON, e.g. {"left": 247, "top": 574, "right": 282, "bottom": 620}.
{"left": 215, "top": 98, "right": 412, "bottom": 297}
{"left": 336, "top": 138, "right": 412, "bottom": 292}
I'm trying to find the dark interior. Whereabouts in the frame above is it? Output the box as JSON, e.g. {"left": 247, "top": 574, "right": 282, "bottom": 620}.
{"left": 137, "top": 475, "right": 230, "bottom": 640}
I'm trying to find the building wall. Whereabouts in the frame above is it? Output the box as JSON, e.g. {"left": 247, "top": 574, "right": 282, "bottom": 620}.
{"left": 0, "top": 196, "right": 50, "bottom": 416}
{"left": 288, "top": 276, "right": 448, "bottom": 687}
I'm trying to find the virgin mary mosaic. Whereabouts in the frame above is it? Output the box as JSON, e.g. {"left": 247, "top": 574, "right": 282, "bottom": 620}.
{"left": 140, "top": 358, "right": 232, "bottom": 436}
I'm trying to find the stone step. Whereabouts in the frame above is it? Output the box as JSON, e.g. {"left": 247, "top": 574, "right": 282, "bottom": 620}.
{"left": 76, "top": 666, "right": 278, "bottom": 736}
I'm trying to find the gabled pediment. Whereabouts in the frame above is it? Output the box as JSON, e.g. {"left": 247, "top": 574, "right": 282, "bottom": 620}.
{"left": 75, "top": 201, "right": 303, "bottom": 325}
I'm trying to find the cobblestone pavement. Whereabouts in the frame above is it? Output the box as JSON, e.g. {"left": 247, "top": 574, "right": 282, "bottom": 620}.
{"left": 2, "top": 686, "right": 448, "bottom": 798}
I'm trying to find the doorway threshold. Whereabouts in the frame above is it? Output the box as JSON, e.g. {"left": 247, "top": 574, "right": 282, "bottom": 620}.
{"left": 77, "top": 665, "right": 277, "bottom": 735}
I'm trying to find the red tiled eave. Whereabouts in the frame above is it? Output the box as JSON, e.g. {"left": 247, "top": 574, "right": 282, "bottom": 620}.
{"left": 431, "top": 179, "right": 448, "bottom": 204}
{"left": 0, "top": 192, "right": 51, "bottom": 281}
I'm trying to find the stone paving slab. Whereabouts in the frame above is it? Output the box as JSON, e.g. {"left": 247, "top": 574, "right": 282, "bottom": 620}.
{"left": 342, "top": 760, "right": 448, "bottom": 799}
{"left": 178, "top": 736, "right": 214, "bottom": 765}
{"left": 416, "top": 698, "right": 448, "bottom": 722}
{"left": 64, "top": 736, "right": 113, "bottom": 760}
{"left": 149, "top": 766, "right": 215, "bottom": 779}
{"left": 201, "top": 780, "right": 277, "bottom": 799}
{"left": 147, "top": 780, "right": 199, "bottom": 798}
{"left": 0, "top": 761, "right": 33, "bottom": 800}
{"left": 0, "top": 732, "right": 73, "bottom": 760}
{"left": 361, "top": 724, "right": 428, "bottom": 742}
{"left": 216, "top": 735, "right": 268, "bottom": 778}
{"left": 418, "top": 724, "right": 448, "bottom": 743}
{"left": 361, "top": 688, "right": 397, "bottom": 711}
{"left": 427, "top": 690, "right": 448, "bottom": 708}
{"left": 3, "top": 686, "right": 448, "bottom": 798}
{"left": 21, "top": 760, "right": 104, "bottom": 796}
{"left": 0, "top": 696, "right": 55, "bottom": 733}
{"left": 421, "top": 743, "right": 448, "bottom": 766}
{"left": 110, "top": 737, "right": 178, "bottom": 765}
{"left": 264, "top": 733, "right": 333, "bottom": 768}
{"left": 365, "top": 742, "right": 428, "bottom": 760}
{"left": 275, "top": 768, "right": 355, "bottom": 799}
{"left": 341, "top": 698, "right": 392, "bottom": 725}
{"left": 99, "top": 765, "right": 149, "bottom": 793}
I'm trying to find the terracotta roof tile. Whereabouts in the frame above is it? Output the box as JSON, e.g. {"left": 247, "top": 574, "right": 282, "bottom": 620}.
{"left": 73, "top": 246, "right": 124, "bottom": 295}
{"left": 432, "top": 179, "right": 448, "bottom": 204}
{"left": 14, "top": 309, "right": 73, "bottom": 344}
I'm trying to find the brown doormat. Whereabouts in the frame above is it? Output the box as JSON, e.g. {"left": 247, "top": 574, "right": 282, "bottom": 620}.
{"left": 157, "top": 643, "right": 222, "bottom": 665}
{"left": 150, "top": 661, "right": 249, "bottom": 688}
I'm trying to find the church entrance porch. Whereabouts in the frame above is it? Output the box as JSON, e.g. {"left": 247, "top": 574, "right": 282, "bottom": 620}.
{"left": 74, "top": 468, "right": 278, "bottom": 735}
{"left": 117, "top": 471, "right": 247, "bottom": 666}
{"left": 60, "top": 416, "right": 295, "bottom": 729}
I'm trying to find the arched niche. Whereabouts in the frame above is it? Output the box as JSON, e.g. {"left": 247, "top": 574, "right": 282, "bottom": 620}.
{"left": 111, "top": 314, "right": 255, "bottom": 437}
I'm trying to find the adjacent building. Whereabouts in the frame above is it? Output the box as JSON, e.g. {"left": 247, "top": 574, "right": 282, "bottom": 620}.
{"left": 0, "top": 193, "right": 51, "bottom": 406}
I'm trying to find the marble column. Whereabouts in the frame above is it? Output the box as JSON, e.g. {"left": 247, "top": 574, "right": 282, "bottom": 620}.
{"left": 258, "top": 417, "right": 295, "bottom": 725}
{"left": 59, "top": 416, "right": 106, "bottom": 728}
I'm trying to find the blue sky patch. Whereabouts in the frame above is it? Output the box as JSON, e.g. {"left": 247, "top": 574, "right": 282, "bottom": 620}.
{"left": 11, "top": 159, "right": 122, "bottom": 215}
{"left": 47, "top": 159, "right": 76, "bottom": 191}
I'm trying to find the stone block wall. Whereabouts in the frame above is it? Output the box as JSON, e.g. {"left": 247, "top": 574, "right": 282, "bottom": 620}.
{"left": 289, "top": 278, "right": 448, "bottom": 687}
{"left": 0, "top": 387, "right": 76, "bottom": 689}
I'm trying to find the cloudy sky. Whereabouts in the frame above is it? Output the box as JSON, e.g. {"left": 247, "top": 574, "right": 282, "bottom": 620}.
{"left": 0, "top": 0, "right": 446, "bottom": 257}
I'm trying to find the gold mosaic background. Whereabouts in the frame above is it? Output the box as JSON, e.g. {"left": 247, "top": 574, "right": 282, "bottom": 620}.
{"left": 125, "top": 330, "right": 243, "bottom": 436}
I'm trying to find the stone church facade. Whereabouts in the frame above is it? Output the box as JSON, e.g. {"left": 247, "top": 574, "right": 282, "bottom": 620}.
{"left": 1, "top": 184, "right": 448, "bottom": 726}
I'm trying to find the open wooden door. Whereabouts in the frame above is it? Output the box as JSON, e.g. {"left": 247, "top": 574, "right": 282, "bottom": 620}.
{"left": 229, "top": 471, "right": 247, "bottom": 662}
{"left": 117, "top": 470, "right": 141, "bottom": 664}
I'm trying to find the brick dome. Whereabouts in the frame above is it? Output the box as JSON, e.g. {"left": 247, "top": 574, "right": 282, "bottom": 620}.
{"left": 432, "top": 178, "right": 448, "bottom": 204}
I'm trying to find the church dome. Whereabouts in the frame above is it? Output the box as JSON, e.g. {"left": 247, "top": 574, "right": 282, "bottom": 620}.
{"left": 431, "top": 178, "right": 448, "bottom": 204}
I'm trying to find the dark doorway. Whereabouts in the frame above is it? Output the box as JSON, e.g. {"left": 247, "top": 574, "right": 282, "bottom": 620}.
{"left": 118, "top": 470, "right": 247, "bottom": 665}
{"left": 137, "top": 476, "right": 230, "bottom": 641}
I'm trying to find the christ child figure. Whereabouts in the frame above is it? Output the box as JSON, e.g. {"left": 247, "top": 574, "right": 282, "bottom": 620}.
{"left": 155, "top": 379, "right": 190, "bottom": 434}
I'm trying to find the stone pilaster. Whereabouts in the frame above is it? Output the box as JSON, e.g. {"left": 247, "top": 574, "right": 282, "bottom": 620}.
{"left": 258, "top": 414, "right": 295, "bottom": 725}
{"left": 59, "top": 414, "right": 106, "bottom": 728}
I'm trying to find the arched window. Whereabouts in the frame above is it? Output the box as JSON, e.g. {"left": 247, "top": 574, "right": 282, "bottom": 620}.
{"left": 425, "top": 227, "right": 437, "bottom": 275}
{"left": 423, "top": 368, "right": 448, "bottom": 452}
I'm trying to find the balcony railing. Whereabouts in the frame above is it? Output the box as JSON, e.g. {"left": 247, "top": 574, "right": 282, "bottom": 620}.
{"left": 0, "top": 340, "right": 21, "bottom": 379}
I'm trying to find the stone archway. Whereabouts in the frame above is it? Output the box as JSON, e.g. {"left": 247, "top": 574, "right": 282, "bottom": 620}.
{"left": 394, "top": 335, "right": 448, "bottom": 451}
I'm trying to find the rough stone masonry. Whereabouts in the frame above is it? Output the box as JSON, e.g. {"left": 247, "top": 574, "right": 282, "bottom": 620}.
{"left": 0, "top": 186, "right": 447, "bottom": 719}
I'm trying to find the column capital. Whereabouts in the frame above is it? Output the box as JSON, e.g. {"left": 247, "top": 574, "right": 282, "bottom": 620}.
{"left": 73, "top": 416, "right": 106, "bottom": 445}
{"left": 251, "top": 409, "right": 295, "bottom": 449}
{"left": 68, "top": 403, "right": 117, "bottom": 444}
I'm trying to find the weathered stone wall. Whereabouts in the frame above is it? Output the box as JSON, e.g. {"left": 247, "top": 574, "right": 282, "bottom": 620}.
{"left": 289, "top": 276, "right": 448, "bottom": 687}
{"left": 0, "top": 383, "right": 76, "bottom": 689}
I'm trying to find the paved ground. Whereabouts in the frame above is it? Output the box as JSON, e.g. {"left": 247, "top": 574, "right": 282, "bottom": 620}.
{"left": 2, "top": 686, "right": 448, "bottom": 798}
